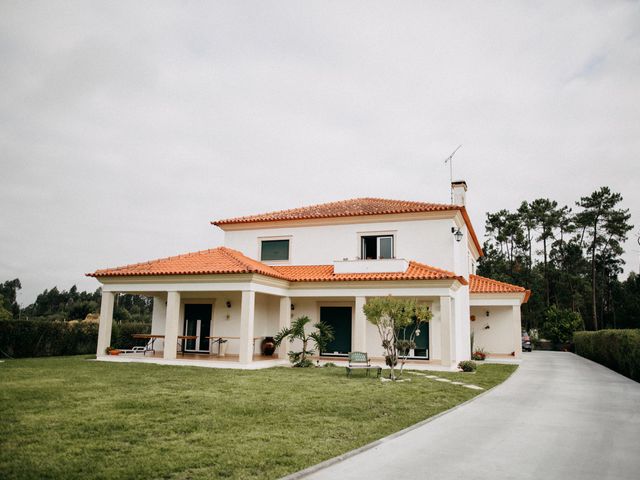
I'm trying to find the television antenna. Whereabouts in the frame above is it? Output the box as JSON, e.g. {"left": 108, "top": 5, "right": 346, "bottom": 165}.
{"left": 443, "top": 145, "right": 462, "bottom": 203}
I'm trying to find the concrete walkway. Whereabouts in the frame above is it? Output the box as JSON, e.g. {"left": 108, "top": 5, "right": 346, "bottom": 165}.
{"left": 300, "top": 351, "right": 640, "bottom": 480}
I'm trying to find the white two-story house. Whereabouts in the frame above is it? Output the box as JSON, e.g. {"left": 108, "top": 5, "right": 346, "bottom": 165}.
{"left": 90, "top": 181, "right": 530, "bottom": 369}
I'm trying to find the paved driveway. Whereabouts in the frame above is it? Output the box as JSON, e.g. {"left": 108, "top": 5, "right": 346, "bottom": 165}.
{"left": 301, "top": 351, "right": 640, "bottom": 480}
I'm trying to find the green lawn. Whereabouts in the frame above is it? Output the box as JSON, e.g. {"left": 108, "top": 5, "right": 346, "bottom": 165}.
{"left": 0, "top": 356, "right": 516, "bottom": 480}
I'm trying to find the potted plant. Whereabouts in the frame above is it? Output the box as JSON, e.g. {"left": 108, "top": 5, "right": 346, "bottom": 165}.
{"left": 105, "top": 346, "right": 121, "bottom": 356}
{"left": 218, "top": 339, "right": 228, "bottom": 357}
{"left": 471, "top": 348, "right": 487, "bottom": 361}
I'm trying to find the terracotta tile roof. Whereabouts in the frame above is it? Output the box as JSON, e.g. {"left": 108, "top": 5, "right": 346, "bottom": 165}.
{"left": 212, "top": 197, "right": 483, "bottom": 256}
{"left": 213, "top": 198, "right": 457, "bottom": 225}
{"left": 88, "top": 249, "right": 467, "bottom": 285}
{"left": 273, "top": 261, "right": 468, "bottom": 284}
{"left": 88, "top": 247, "right": 289, "bottom": 280}
{"left": 470, "top": 274, "right": 531, "bottom": 302}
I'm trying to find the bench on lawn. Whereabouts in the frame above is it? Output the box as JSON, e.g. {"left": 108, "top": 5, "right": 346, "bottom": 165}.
{"left": 346, "top": 352, "right": 382, "bottom": 378}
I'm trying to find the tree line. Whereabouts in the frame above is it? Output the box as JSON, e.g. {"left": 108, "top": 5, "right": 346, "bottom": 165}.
{"left": 0, "top": 279, "right": 151, "bottom": 323}
{"left": 477, "top": 186, "right": 637, "bottom": 332}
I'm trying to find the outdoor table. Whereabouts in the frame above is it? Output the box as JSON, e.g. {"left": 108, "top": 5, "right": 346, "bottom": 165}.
{"left": 205, "top": 336, "right": 264, "bottom": 356}
{"left": 177, "top": 335, "right": 198, "bottom": 356}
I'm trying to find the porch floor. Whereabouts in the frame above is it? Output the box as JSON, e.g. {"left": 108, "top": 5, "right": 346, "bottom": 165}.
{"left": 96, "top": 352, "right": 289, "bottom": 370}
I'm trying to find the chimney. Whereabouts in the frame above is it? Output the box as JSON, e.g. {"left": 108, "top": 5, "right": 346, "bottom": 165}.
{"left": 451, "top": 180, "right": 467, "bottom": 206}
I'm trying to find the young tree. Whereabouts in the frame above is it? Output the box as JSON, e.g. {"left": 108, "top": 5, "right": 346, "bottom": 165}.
{"left": 273, "top": 316, "right": 334, "bottom": 367}
{"left": 0, "top": 279, "right": 21, "bottom": 319}
{"left": 0, "top": 295, "right": 13, "bottom": 321}
{"left": 575, "top": 187, "right": 633, "bottom": 330}
{"left": 363, "top": 297, "right": 431, "bottom": 380}
{"left": 530, "top": 198, "right": 564, "bottom": 307}
{"left": 541, "top": 306, "right": 583, "bottom": 345}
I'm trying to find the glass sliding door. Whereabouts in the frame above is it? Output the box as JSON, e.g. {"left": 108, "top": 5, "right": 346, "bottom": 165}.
{"left": 183, "top": 304, "right": 212, "bottom": 353}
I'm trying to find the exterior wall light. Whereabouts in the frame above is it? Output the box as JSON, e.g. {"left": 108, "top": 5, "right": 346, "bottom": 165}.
{"left": 454, "top": 228, "right": 463, "bottom": 242}
{"left": 291, "top": 304, "right": 295, "bottom": 311}
{"left": 226, "top": 301, "right": 231, "bottom": 308}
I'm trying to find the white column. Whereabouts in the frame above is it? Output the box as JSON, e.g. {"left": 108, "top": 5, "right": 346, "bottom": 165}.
{"left": 239, "top": 291, "right": 256, "bottom": 364}
{"left": 440, "top": 296, "right": 454, "bottom": 367}
{"left": 151, "top": 295, "right": 167, "bottom": 352}
{"left": 163, "top": 291, "right": 180, "bottom": 360}
{"left": 353, "top": 296, "right": 367, "bottom": 352}
{"left": 97, "top": 291, "right": 115, "bottom": 356}
{"left": 513, "top": 305, "right": 523, "bottom": 357}
{"left": 278, "top": 296, "right": 291, "bottom": 358}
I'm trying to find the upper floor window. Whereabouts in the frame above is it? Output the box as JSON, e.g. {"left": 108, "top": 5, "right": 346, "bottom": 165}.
{"left": 261, "top": 239, "right": 289, "bottom": 261}
{"left": 361, "top": 235, "right": 394, "bottom": 260}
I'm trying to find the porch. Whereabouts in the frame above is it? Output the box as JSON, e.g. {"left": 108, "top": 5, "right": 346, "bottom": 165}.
{"left": 95, "top": 277, "right": 468, "bottom": 369}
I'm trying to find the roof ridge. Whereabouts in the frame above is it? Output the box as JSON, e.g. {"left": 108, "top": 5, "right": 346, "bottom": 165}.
{"left": 213, "top": 197, "right": 462, "bottom": 226}
{"left": 408, "top": 260, "right": 458, "bottom": 277}
{"left": 215, "top": 246, "right": 254, "bottom": 273}
{"left": 217, "top": 246, "right": 290, "bottom": 279}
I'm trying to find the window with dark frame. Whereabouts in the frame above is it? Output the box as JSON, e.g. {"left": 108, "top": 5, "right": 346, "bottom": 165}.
{"left": 361, "top": 235, "right": 394, "bottom": 259}
{"left": 260, "top": 239, "right": 290, "bottom": 261}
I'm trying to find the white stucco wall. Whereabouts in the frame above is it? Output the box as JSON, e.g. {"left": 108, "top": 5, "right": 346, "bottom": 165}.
{"left": 224, "top": 217, "right": 469, "bottom": 275}
{"left": 470, "top": 306, "right": 519, "bottom": 355}
{"left": 150, "top": 295, "right": 167, "bottom": 351}
{"left": 453, "top": 286, "right": 471, "bottom": 362}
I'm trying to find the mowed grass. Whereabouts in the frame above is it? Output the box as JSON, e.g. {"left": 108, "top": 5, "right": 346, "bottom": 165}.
{"left": 0, "top": 356, "right": 516, "bottom": 480}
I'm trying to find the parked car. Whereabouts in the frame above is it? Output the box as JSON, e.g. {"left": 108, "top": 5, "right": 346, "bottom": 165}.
{"left": 522, "top": 331, "right": 533, "bottom": 352}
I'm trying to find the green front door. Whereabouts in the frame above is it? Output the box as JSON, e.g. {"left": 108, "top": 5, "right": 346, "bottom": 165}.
{"left": 320, "top": 306, "right": 352, "bottom": 355}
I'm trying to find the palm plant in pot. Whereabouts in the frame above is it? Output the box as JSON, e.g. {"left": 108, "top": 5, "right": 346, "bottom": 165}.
{"left": 273, "top": 316, "right": 334, "bottom": 367}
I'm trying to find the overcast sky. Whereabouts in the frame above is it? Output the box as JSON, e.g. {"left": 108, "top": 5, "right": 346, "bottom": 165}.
{"left": 1, "top": 0, "right": 639, "bottom": 305}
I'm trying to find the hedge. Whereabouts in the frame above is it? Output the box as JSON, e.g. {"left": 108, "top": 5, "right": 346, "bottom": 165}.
{"left": 574, "top": 329, "right": 640, "bottom": 382}
{"left": 0, "top": 320, "right": 151, "bottom": 358}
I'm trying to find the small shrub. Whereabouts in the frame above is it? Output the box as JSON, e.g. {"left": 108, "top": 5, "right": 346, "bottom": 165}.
{"left": 322, "top": 362, "right": 337, "bottom": 368}
{"left": 293, "top": 358, "right": 314, "bottom": 368}
{"left": 458, "top": 360, "right": 477, "bottom": 372}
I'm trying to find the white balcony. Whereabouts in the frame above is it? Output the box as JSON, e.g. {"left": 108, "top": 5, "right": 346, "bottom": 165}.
{"left": 333, "top": 258, "right": 409, "bottom": 274}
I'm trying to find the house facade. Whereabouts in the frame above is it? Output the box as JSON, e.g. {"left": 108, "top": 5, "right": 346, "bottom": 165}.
{"left": 90, "top": 181, "right": 529, "bottom": 369}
